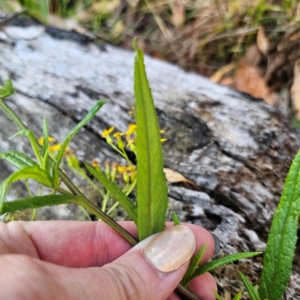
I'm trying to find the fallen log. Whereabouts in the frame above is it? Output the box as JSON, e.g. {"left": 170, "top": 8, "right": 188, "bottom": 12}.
{"left": 0, "top": 20, "right": 299, "bottom": 298}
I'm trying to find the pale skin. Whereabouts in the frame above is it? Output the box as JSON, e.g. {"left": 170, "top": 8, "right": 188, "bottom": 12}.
{"left": 0, "top": 221, "right": 217, "bottom": 300}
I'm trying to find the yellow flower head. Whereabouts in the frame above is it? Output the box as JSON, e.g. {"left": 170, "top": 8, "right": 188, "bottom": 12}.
{"left": 126, "top": 124, "right": 137, "bottom": 136}
{"left": 101, "top": 127, "right": 114, "bottom": 138}
{"left": 49, "top": 143, "right": 61, "bottom": 152}
{"left": 117, "top": 165, "right": 127, "bottom": 173}
{"left": 38, "top": 136, "right": 56, "bottom": 146}
{"left": 113, "top": 132, "right": 124, "bottom": 138}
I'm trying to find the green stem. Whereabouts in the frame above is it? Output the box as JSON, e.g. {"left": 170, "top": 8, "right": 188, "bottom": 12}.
{"left": 31, "top": 208, "right": 37, "bottom": 221}
{"left": 1, "top": 97, "right": 200, "bottom": 300}
{"left": 59, "top": 171, "right": 138, "bottom": 246}
{"left": 0, "top": 99, "right": 27, "bottom": 130}
{"left": 102, "top": 191, "right": 110, "bottom": 212}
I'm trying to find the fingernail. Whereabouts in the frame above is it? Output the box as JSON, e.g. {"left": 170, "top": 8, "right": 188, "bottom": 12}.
{"left": 143, "top": 225, "right": 195, "bottom": 276}
{"left": 211, "top": 233, "right": 221, "bottom": 255}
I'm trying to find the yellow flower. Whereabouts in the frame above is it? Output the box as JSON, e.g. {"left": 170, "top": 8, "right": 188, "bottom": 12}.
{"left": 48, "top": 143, "right": 61, "bottom": 152}
{"left": 160, "top": 138, "right": 167, "bottom": 143}
{"left": 117, "top": 166, "right": 127, "bottom": 173}
{"left": 38, "top": 136, "right": 56, "bottom": 146}
{"left": 126, "top": 124, "right": 137, "bottom": 136}
{"left": 101, "top": 127, "right": 114, "bottom": 138}
{"left": 113, "top": 132, "right": 125, "bottom": 151}
{"left": 126, "top": 136, "right": 136, "bottom": 147}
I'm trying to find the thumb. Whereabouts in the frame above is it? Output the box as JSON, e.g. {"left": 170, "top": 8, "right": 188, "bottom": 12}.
{"left": 97, "top": 225, "right": 195, "bottom": 300}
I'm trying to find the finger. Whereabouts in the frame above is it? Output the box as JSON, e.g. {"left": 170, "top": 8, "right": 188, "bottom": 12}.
{"left": 188, "top": 273, "right": 218, "bottom": 300}
{"left": 52, "top": 226, "right": 214, "bottom": 300}
{"left": 2, "top": 221, "right": 215, "bottom": 268}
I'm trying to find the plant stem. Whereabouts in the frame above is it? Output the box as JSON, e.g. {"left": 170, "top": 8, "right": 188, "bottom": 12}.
{"left": 59, "top": 171, "right": 138, "bottom": 246}
{"left": 1, "top": 98, "right": 200, "bottom": 300}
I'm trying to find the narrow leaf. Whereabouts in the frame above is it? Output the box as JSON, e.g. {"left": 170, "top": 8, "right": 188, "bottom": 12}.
{"left": 84, "top": 163, "right": 136, "bottom": 222}
{"left": 258, "top": 149, "right": 300, "bottom": 300}
{"left": 10, "top": 129, "right": 43, "bottom": 166}
{"left": 188, "top": 252, "right": 261, "bottom": 282}
{"left": 42, "top": 117, "right": 50, "bottom": 172}
{"left": 239, "top": 272, "right": 260, "bottom": 300}
{"left": 52, "top": 100, "right": 107, "bottom": 187}
{"left": 0, "top": 166, "right": 53, "bottom": 212}
{"left": 182, "top": 244, "right": 207, "bottom": 286}
{"left": 133, "top": 40, "right": 168, "bottom": 241}
{"left": 0, "top": 78, "right": 15, "bottom": 98}
{"left": 172, "top": 212, "right": 181, "bottom": 226}
{"left": 42, "top": 117, "right": 49, "bottom": 156}
{"left": 0, "top": 151, "right": 38, "bottom": 169}
{"left": 232, "top": 291, "right": 243, "bottom": 300}
{"left": 2, "top": 194, "right": 81, "bottom": 214}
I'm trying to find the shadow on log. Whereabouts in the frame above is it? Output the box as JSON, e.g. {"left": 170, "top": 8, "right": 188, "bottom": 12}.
{"left": 0, "top": 20, "right": 300, "bottom": 298}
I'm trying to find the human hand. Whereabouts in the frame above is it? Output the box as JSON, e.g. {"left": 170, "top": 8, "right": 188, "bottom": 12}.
{"left": 0, "top": 221, "right": 217, "bottom": 300}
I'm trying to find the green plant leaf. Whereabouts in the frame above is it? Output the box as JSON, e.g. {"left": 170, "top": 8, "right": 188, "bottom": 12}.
{"left": 0, "top": 166, "right": 53, "bottom": 212}
{"left": 84, "top": 163, "right": 137, "bottom": 222}
{"left": 0, "top": 150, "right": 39, "bottom": 169}
{"left": 10, "top": 129, "right": 43, "bottom": 166}
{"left": 133, "top": 39, "right": 168, "bottom": 241}
{"left": 2, "top": 194, "right": 81, "bottom": 214}
{"left": 232, "top": 291, "right": 243, "bottom": 300}
{"left": 214, "top": 292, "right": 222, "bottom": 300}
{"left": 239, "top": 272, "right": 260, "bottom": 300}
{"left": 188, "top": 252, "right": 261, "bottom": 282}
{"left": 172, "top": 212, "right": 181, "bottom": 226}
{"left": 42, "top": 117, "right": 50, "bottom": 172}
{"left": 52, "top": 100, "right": 107, "bottom": 187}
{"left": 0, "top": 78, "right": 15, "bottom": 98}
{"left": 182, "top": 244, "right": 207, "bottom": 286}
{"left": 258, "top": 149, "right": 300, "bottom": 300}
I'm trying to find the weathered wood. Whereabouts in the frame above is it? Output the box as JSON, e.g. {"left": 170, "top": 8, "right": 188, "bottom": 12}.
{"left": 0, "top": 22, "right": 300, "bottom": 298}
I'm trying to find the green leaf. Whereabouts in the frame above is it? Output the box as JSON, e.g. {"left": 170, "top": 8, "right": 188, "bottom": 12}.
{"left": 0, "top": 151, "right": 38, "bottom": 169}
{"left": 0, "top": 78, "right": 15, "bottom": 98}
{"left": 182, "top": 244, "right": 207, "bottom": 286}
{"left": 42, "top": 117, "right": 49, "bottom": 157}
{"left": 232, "top": 291, "right": 243, "bottom": 300}
{"left": 188, "top": 252, "right": 261, "bottom": 282}
{"left": 52, "top": 100, "right": 107, "bottom": 187}
{"left": 258, "top": 149, "right": 300, "bottom": 300}
{"left": 133, "top": 39, "right": 168, "bottom": 241}
{"left": 0, "top": 166, "right": 53, "bottom": 212}
{"left": 172, "top": 212, "right": 181, "bottom": 226}
{"left": 2, "top": 194, "right": 81, "bottom": 214}
{"left": 42, "top": 117, "right": 50, "bottom": 172}
{"left": 10, "top": 129, "right": 43, "bottom": 166}
{"left": 214, "top": 292, "right": 222, "bottom": 300}
{"left": 239, "top": 272, "right": 260, "bottom": 300}
{"left": 84, "top": 163, "right": 137, "bottom": 222}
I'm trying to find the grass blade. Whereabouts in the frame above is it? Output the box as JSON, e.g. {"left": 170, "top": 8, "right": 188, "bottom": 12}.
{"left": 133, "top": 40, "right": 168, "bottom": 241}
{"left": 258, "top": 149, "right": 300, "bottom": 300}
{"left": 239, "top": 272, "right": 260, "bottom": 300}
{"left": 188, "top": 252, "right": 261, "bottom": 282}
{"left": 52, "top": 100, "right": 107, "bottom": 187}
{"left": 0, "top": 150, "right": 39, "bottom": 169}
{"left": 182, "top": 244, "right": 207, "bottom": 286}
{"left": 84, "top": 163, "right": 137, "bottom": 222}
{"left": 232, "top": 291, "right": 243, "bottom": 300}
{"left": 2, "top": 194, "right": 81, "bottom": 214}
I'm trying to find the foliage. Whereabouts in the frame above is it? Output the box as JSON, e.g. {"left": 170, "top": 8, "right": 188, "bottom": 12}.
{"left": 1, "top": 0, "right": 298, "bottom": 76}
{"left": 0, "top": 44, "right": 300, "bottom": 299}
